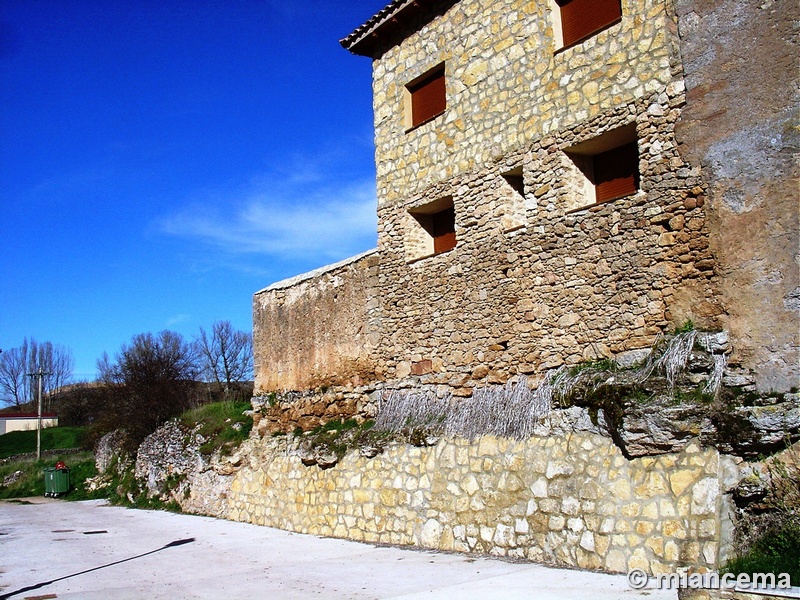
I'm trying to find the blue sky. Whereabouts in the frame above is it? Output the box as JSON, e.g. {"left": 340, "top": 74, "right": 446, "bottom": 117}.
{"left": 1, "top": 1, "right": 387, "bottom": 380}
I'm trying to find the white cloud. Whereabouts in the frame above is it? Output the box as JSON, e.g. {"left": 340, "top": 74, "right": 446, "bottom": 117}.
{"left": 159, "top": 173, "right": 378, "bottom": 265}
{"left": 166, "top": 314, "right": 191, "bottom": 327}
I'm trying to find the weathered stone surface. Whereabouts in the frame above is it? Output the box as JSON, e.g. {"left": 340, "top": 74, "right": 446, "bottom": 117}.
{"left": 3, "top": 470, "right": 24, "bottom": 486}
{"left": 612, "top": 395, "right": 800, "bottom": 460}
{"left": 135, "top": 421, "right": 202, "bottom": 499}
{"left": 674, "top": 0, "right": 799, "bottom": 392}
{"left": 94, "top": 429, "right": 129, "bottom": 474}
{"left": 254, "top": 389, "right": 373, "bottom": 435}
{"left": 252, "top": 250, "right": 380, "bottom": 393}
{"left": 616, "top": 402, "right": 713, "bottom": 457}
{"left": 712, "top": 396, "right": 800, "bottom": 458}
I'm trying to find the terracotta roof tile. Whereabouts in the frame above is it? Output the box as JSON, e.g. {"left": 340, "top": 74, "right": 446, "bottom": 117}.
{"left": 340, "top": 0, "right": 460, "bottom": 59}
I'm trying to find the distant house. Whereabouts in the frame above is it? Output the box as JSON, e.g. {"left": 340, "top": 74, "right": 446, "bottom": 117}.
{"left": 0, "top": 413, "right": 58, "bottom": 435}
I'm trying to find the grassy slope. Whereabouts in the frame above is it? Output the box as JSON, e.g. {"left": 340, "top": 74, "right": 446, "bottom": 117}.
{"left": 0, "top": 426, "right": 101, "bottom": 500}
{"left": 1, "top": 402, "right": 254, "bottom": 503}
{"left": 180, "top": 400, "right": 252, "bottom": 456}
{"left": 0, "top": 426, "right": 86, "bottom": 459}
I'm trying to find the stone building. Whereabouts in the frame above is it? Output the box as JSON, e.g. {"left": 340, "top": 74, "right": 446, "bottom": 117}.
{"left": 253, "top": 0, "right": 798, "bottom": 417}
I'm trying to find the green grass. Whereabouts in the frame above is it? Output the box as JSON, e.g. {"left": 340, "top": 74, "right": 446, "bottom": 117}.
{"left": 0, "top": 426, "right": 100, "bottom": 501}
{"left": 724, "top": 520, "right": 800, "bottom": 586}
{"left": 565, "top": 357, "right": 617, "bottom": 377}
{"left": 0, "top": 451, "right": 102, "bottom": 500}
{"left": 297, "top": 418, "right": 382, "bottom": 464}
{"left": 309, "top": 417, "right": 362, "bottom": 435}
{"left": 673, "top": 384, "right": 715, "bottom": 405}
{"left": 101, "top": 462, "right": 183, "bottom": 512}
{"left": 179, "top": 400, "right": 253, "bottom": 456}
{"left": 0, "top": 426, "right": 88, "bottom": 459}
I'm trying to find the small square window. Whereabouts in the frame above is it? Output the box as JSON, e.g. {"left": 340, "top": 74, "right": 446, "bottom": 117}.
{"left": 501, "top": 169, "right": 525, "bottom": 199}
{"left": 406, "top": 196, "right": 456, "bottom": 261}
{"left": 405, "top": 64, "right": 446, "bottom": 130}
{"left": 554, "top": 0, "right": 622, "bottom": 49}
{"left": 563, "top": 124, "right": 639, "bottom": 211}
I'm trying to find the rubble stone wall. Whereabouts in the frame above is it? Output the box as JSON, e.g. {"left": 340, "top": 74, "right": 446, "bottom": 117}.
{"left": 377, "top": 93, "right": 722, "bottom": 396}
{"left": 367, "top": 0, "right": 726, "bottom": 394}
{"left": 223, "top": 433, "right": 734, "bottom": 576}
{"left": 251, "top": 0, "right": 798, "bottom": 405}
{"left": 253, "top": 0, "right": 727, "bottom": 401}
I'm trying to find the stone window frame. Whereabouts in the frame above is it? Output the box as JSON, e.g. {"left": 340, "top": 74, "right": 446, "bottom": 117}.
{"left": 561, "top": 123, "right": 641, "bottom": 213}
{"left": 405, "top": 195, "right": 457, "bottom": 262}
{"left": 404, "top": 62, "right": 446, "bottom": 131}
{"left": 550, "top": 0, "right": 623, "bottom": 52}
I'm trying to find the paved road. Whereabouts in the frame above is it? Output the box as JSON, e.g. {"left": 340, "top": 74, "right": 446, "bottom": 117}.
{"left": 0, "top": 498, "right": 676, "bottom": 599}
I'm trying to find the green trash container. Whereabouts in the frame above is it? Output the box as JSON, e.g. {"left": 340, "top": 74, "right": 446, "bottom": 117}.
{"left": 44, "top": 467, "right": 70, "bottom": 497}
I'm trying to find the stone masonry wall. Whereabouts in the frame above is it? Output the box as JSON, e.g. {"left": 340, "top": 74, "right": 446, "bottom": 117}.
{"left": 365, "top": 0, "right": 724, "bottom": 394}
{"left": 373, "top": 0, "right": 681, "bottom": 206}
{"left": 252, "top": 0, "right": 796, "bottom": 408}
{"left": 377, "top": 93, "right": 722, "bottom": 395}
{"left": 223, "top": 433, "right": 734, "bottom": 576}
{"left": 252, "top": 250, "right": 380, "bottom": 394}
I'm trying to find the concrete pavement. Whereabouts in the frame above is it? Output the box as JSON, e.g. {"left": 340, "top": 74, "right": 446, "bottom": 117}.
{"left": 0, "top": 498, "right": 676, "bottom": 599}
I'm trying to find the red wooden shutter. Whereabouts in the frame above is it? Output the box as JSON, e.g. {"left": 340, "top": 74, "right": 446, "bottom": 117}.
{"left": 594, "top": 142, "right": 639, "bottom": 203}
{"left": 432, "top": 205, "right": 456, "bottom": 253}
{"left": 559, "top": 0, "right": 622, "bottom": 47}
{"left": 409, "top": 67, "right": 446, "bottom": 127}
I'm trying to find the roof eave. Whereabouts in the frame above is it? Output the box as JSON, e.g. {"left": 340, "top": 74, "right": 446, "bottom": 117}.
{"left": 340, "top": 0, "right": 460, "bottom": 59}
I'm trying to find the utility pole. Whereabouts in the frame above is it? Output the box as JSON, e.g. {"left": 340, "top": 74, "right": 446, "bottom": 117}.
{"left": 27, "top": 367, "right": 52, "bottom": 461}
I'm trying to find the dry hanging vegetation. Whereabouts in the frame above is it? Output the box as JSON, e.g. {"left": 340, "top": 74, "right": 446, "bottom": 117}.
{"left": 372, "top": 330, "right": 726, "bottom": 442}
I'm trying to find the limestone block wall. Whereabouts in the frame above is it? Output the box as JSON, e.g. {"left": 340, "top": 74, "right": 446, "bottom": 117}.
{"left": 252, "top": 250, "right": 380, "bottom": 393}
{"left": 372, "top": 0, "right": 680, "bottom": 205}
{"left": 224, "top": 433, "right": 733, "bottom": 575}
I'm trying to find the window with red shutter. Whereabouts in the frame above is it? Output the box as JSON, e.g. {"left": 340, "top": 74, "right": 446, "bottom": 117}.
{"left": 563, "top": 125, "right": 639, "bottom": 212}
{"left": 408, "top": 196, "right": 457, "bottom": 260}
{"left": 431, "top": 205, "right": 456, "bottom": 253}
{"left": 557, "top": 0, "right": 622, "bottom": 48}
{"left": 406, "top": 64, "right": 446, "bottom": 129}
{"left": 593, "top": 142, "right": 639, "bottom": 203}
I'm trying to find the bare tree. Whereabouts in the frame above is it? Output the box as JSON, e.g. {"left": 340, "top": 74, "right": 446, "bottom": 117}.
{"left": 96, "top": 330, "right": 200, "bottom": 447}
{"left": 0, "top": 339, "right": 74, "bottom": 409}
{"left": 49, "top": 344, "right": 75, "bottom": 397}
{"left": 195, "top": 321, "right": 253, "bottom": 400}
{"left": 0, "top": 346, "right": 29, "bottom": 408}
{"left": 24, "top": 340, "right": 75, "bottom": 411}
